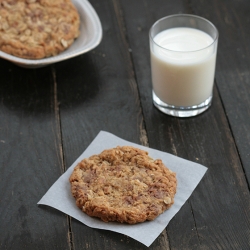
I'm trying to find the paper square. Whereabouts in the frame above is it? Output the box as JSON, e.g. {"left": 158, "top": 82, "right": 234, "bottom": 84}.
{"left": 38, "top": 131, "right": 207, "bottom": 246}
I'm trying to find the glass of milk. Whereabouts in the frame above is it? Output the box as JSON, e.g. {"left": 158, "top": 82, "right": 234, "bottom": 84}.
{"left": 149, "top": 14, "right": 218, "bottom": 117}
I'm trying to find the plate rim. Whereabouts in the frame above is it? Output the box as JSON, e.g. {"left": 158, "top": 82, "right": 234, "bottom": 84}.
{"left": 0, "top": 0, "right": 103, "bottom": 67}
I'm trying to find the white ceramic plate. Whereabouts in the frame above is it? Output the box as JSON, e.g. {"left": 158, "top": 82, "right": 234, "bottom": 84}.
{"left": 0, "top": 0, "right": 102, "bottom": 68}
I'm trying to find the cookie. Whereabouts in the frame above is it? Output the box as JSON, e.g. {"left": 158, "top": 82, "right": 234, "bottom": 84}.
{"left": 0, "top": 0, "right": 80, "bottom": 59}
{"left": 69, "top": 146, "right": 177, "bottom": 224}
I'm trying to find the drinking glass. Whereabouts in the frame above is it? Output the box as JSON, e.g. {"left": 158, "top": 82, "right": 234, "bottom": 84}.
{"left": 149, "top": 14, "right": 219, "bottom": 117}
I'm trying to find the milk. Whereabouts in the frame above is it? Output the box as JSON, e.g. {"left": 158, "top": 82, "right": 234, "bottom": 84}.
{"left": 150, "top": 27, "right": 217, "bottom": 107}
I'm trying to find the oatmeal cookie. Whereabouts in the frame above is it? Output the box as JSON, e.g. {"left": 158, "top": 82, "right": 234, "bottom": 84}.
{"left": 0, "top": 0, "right": 80, "bottom": 59}
{"left": 69, "top": 146, "right": 177, "bottom": 224}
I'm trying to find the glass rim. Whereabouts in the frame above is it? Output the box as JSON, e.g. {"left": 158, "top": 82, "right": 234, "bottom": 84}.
{"left": 149, "top": 14, "right": 219, "bottom": 53}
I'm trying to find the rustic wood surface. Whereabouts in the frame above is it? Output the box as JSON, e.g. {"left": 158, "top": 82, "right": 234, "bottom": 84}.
{"left": 0, "top": 0, "right": 249, "bottom": 249}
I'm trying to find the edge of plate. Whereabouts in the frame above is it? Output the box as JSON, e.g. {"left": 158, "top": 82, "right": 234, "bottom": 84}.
{"left": 0, "top": 0, "right": 103, "bottom": 68}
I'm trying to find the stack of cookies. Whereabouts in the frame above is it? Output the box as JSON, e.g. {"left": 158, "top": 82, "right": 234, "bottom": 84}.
{"left": 0, "top": 0, "right": 80, "bottom": 59}
{"left": 69, "top": 146, "right": 177, "bottom": 224}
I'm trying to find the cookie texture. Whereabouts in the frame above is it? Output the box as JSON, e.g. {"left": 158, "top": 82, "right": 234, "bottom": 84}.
{"left": 0, "top": 0, "right": 80, "bottom": 59}
{"left": 69, "top": 146, "right": 177, "bottom": 224}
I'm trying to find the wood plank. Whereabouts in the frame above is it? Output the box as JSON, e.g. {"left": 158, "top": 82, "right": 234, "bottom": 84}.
{"left": 189, "top": 0, "right": 250, "bottom": 188}
{"left": 118, "top": 1, "right": 202, "bottom": 248}
{"left": 167, "top": 88, "right": 250, "bottom": 249}
{"left": 0, "top": 61, "right": 70, "bottom": 249}
{"left": 119, "top": 0, "right": 250, "bottom": 249}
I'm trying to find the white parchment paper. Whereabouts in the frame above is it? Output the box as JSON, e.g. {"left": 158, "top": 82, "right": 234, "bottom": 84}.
{"left": 38, "top": 131, "right": 207, "bottom": 247}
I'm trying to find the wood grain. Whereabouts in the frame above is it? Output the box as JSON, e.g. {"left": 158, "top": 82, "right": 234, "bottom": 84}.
{"left": 189, "top": 0, "right": 250, "bottom": 188}
{"left": 119, "top": 0, "right": 250, "bottom": 249}
{"left": 0, "top": 62, "right": 69, "bottom": 249}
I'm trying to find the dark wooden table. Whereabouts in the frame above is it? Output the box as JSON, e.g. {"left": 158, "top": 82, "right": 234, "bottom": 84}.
{"left": 1, "top": 0, "right": 250, "bottom": 249}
